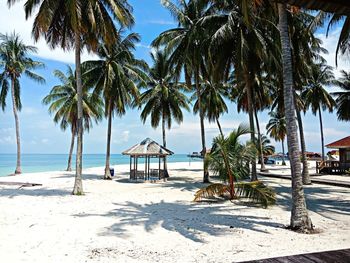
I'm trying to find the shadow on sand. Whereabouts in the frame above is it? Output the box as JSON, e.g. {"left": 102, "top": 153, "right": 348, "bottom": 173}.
{"left": 0, "top": 187, "right": 71, "bottom": 197}
{"left": 263, "top": 179, "right": 350, "bottom": 220}
{"left": 74, "top": 200, "right": 283, "bottom": 242}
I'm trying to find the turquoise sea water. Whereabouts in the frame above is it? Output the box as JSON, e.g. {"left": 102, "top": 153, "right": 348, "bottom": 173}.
{"left": 0, "top": 154, "right": 196, "bottom": 177}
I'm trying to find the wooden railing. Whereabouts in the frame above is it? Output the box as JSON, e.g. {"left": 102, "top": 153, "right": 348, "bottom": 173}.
{"left": 316, "top": 160, "right": 349, "bottom": 174}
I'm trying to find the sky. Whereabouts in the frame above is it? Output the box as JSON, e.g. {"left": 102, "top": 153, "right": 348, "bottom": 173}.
{"left": 0, "top": 0, "right": 349, "bottom": 155}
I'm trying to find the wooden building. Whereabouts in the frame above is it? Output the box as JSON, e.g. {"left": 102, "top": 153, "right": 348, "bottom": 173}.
{"left": 316, "top": 136, "right": 350, "bottom": 174}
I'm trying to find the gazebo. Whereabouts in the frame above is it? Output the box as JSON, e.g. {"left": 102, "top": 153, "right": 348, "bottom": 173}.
{"left": 122, "top": 138, "right": 174, "bottom": 180}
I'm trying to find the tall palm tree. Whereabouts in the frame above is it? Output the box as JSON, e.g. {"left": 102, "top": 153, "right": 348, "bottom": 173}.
{"left": 84, "top": 33, "right": 148, "bottom": 180}
{"left": 42, "top": 66, "right": 103, "bottom": 171}
{"left": 302, "top": 63, "right": 336, "bottom": 161}
{"left": 0, "top": 32, "right": 44, "bottom": 174}
{"left": 278, "top": 2, "right": 313, "bottom": 231}
{"left": 8, "top": 0, "right": 134, "bottom": 194}
{"left": 333, "top": 70, "right": 350, "bottom": 122}
{"left": 192, "top": 61, "right": 229, "bottom": 137}
{"left": 152, "top": 0, "right": 212, "bottom": 183}
{"left": 139, "top": 50, "right": 190, "bottom": 172}
{"left": 266, "top": 111, "right": 287, "bottom": 166}
{"left": 201, "top": 0, "right": 279, "bottom": 180}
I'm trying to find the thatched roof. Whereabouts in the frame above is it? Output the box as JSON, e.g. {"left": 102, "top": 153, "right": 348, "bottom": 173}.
{"left": 280, "top": 0, "right": 350, "bottom": 15}
{"left": 122, "top": 138, "right": 174, "bottom": 156}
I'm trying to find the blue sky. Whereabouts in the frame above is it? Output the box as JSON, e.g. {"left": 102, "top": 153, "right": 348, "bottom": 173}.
{"left": 0, "top": 1, "right": 349, "bottom": 155}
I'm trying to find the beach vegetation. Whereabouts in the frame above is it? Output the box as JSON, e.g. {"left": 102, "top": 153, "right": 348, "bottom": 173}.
{"left": 0, "top": 32, "right": 45, "bottom": 175}
{"left": 138, "top": 49, "right": 190, "bottom": 173}
{"left": 194, "top": 124, "right": 276, "bottom": 208}
{"left": 43, "top": 66, "right": 104, "bottom": 172}
{"left": 83, "top": 32, "right": 148, "bottom": 180}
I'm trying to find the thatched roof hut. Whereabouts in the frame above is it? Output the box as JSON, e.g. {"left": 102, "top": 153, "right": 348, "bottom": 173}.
{"left": 122, "top": 138, "right": 173, "bottom": 181}
{"left": 122, "top": 138, "right": 173, "bottom": 156}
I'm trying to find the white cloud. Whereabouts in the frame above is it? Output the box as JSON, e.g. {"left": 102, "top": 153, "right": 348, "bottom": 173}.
{"left": 112, "top": 130, "right": 130, "bottom": 144}
{"left": 135, "top": 43, "right": 151, "bottom": 49}
{"left": 317, "top": 29, "right": 350, "bottom": 79}
{"left": 41, "top": 138, "right": 49, "bottom": 144}
{"left": 0, "top": 135, "right": 15, "bottom": 145}
{"left": 146, "top": 20, "right": 176, "bottom": 25}
{"left": 21, "top": 107, "right": 39, "bottom": 115}
{"left": 0, "top": 2, "right": 98, "bottom": 64}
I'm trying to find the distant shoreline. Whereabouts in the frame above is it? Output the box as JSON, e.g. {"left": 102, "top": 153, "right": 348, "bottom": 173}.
{"left": 0, "top": 154, "right": 202, "bottom": 177}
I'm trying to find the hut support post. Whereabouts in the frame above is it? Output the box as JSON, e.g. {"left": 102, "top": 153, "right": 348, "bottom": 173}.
{"left": 144, "top": 156, "right": 147, "bottom": 180}
{"left": 148, "top": 156, "right": 150, "bottom": 180}
{"left": 159, "top": 156, "right": 161, "bottom": 180}
{"left": 129, "top": 156, "right": 132, "bottom": 179}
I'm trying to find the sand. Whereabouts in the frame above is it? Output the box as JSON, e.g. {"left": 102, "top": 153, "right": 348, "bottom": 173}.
{"left": 0, "top": 161, "right": 349, "bottom": 262}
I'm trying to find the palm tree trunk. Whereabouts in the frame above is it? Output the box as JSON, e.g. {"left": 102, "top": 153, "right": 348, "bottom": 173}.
{"left": 66, "top": 128, "right": 75, "bottom": 172}
{"left": 73, "top": 32, "right": 84, "bottom": 195}
{"left": 104, "top": 103, "right": 113, "bottom": 180}
{"left": 296, "top": 108, "right": 311, "bottom": 184}
{"left": 162, "top": 110, "right": 168, "bottom": 172}
{"left": 318, "top": 107, "right": 325, "bottom": 161}
{"left": 244, "top": 70, "right": 257, "bottom": 181}
{"left": 10, "top": 77, "right": 21, "bottom": 174}
{"left": 278, "top": 3, "right": 313, "bottom": 232}
{"left": 195, "top": 67, "right": 209, "bottom": 183}
{"left": 281, "top": 139, "right": 286, "bottom": 165}
{"left": 254, "top": 108, "right": 267, "bottom": 172}
{"left": 216, "top": 118, "right": 224, "bottom": 137}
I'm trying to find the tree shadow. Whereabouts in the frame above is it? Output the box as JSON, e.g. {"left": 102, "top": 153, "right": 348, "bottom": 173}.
{"left": 53, "top": 171, "right": 130, "bottom": 181}
{"left": 0, "top": 187, "right": 71, "bottom": 198}
{"left": 266, "top": 180, "right": 350, "bottom": 220}
{"left": 74, "top": 200, "right": 284, "bottom": 242}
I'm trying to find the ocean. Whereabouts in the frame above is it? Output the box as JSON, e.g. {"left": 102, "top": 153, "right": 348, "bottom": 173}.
{"left": 0, "top": 154, "right": 198, "bottom": 177}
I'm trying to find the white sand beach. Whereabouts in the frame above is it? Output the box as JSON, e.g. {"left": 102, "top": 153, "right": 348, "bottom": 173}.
{"left": 0, "top": 161, "right": 350, "bottom": 262}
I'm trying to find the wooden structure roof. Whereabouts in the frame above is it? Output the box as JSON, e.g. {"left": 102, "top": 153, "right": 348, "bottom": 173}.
{"left": 122, "top": 138, "right": 174, "bottom": 156}
{"left": 280, "top": 0, "right": 350, "bottom": 15}
{"left": 326, "top": 136, "right": 350, "bottom": 149}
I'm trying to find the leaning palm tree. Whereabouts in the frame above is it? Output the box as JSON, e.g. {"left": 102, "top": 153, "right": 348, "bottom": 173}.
{"left": 0, "top": 32, "right": 44, "bottom": 174}
{"left": 302, "top": 62, "right": 336, "bottom": 161}
{"left": 277, "top": 2, "right": 313, "bottom": 231}
{"left": 139, "top": 50, "right": 190, "bottom": 172}
{"left": 8, "top": 0, "right": 134, "bottom": 194}
{"left": 194, "top": 124, "right": 275, "bottom": 208}
{"left": 84, "top": 33, "right": 148, "bottom": 180}
{"left": 333, "top": 70, "right": 350, "bottom": 122}
{"left": 42, "top": 66, "right": 103, "bottom": 171}
{"left": 266, "top": 111, "right": 287, "bottom": 166}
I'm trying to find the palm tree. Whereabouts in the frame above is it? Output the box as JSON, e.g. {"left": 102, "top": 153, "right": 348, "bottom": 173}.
{"left": 42, "top": 66, "right": 103, "bottom": 171}
{"left": 84, "top": 33, "right": 148, "bottom": 180}
{"left": 194, "top": 124, "right": 276, "bottom": 208}
{"left": 152, "top": 0, "right": 212, "bottom": 183}
{"left": 192, "top": 61, "right": 229, "bottom": 137}
{"left": 333, "top": 70, "right": 350, "bottom": 122}
{"left": 8, "top": 0, "right": 134, "bottom": 194}
{"left": 256, "top": 135, "right": 275, "bottom": 164}
{"left": 278, "top": 2, "right": 313, "bottom": 231}
{"left": 266, "top": 111, "right": 287, "bottom": 165}
{"left": 324, "top": 14, "right": 350, "bottom": 66}
{"left": 302, "top": 63, "right": 336, "bottom": 161}
{"left": 201, "top": 0, "right": 279, "bottom": 180}
{"left": 139, "top": 50, "right": 190, "bottom": 172}
{"left": 0, "top": 32, "right": 44, "bottom": 174}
